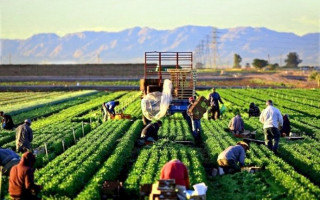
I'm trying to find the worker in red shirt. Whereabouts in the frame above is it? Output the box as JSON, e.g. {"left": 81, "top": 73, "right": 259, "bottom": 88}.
{"left": 160, "top": 159, "right": 190, "bottom": 200}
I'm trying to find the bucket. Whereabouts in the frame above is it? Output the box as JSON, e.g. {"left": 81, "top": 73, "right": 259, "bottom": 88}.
{"left": 193, "top": 183, "right": 207, "bottom": 195}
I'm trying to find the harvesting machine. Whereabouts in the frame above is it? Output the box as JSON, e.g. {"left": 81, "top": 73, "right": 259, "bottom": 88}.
{"left": 140, "top": 51, "right": 197, "bottom": 116}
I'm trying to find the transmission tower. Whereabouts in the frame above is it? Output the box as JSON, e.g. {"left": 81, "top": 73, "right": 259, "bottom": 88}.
{"left": 205, "top": 34, "right": 211, "bottom": 68}
{"left": 211, "top": 27, "right": 219, "bottom": 69}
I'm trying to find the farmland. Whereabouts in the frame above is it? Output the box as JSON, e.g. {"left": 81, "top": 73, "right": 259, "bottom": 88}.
{"left": 0, "top": 89, "right": 320, "bottom": 199}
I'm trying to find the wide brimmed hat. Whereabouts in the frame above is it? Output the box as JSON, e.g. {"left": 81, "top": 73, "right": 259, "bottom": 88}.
{"left": 237, "top": 141, "right": 249, "bottom": 150}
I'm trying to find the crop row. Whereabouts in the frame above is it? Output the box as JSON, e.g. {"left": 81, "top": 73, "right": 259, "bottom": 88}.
{"left": 10, "top": 92, "right": 103, "bottom": 125}
{"left": 31, "top": 91, "right": 125, "bottom": 129}
{"left": 158, "top": 118, "right": 194, "bottom": 141}
{"left": 74, "top": 120, "right": 143, "bottom": 200}
{"left": 72, "top": 91, "right": 140, "bottom": 122}
{"left": 201, "top": 120, "right": 320, "bottom": 199}
{"left": 0, "top": 92, "right": 64, "bottom": 106}
{"left": 3, "top": 90, "right": 97, "bottom": 116}
{"left": 0, "top": 92, "right": 123, "bottom": 147}
{"left": 36, "top": 120, "right": 131, "bottom": 198}
{"left": 124, "top": 140, "right": 207, "bottom": 197}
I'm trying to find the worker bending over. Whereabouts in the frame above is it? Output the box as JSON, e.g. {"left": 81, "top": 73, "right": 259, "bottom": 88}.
{"left": 0, "top": 111, "right": 15, "bottom": 130}
{"left": 102, "top": 100, "right": 120, "bottom": 121}
{"left": 217, "top": 141, "right": 249, "bottom": 174}
{"left": 0, "top": 148, "right": 20, "bottom": 175}
{"left": 140, "top": 121, "right": 162, "bottom": 143}
{"left": 9, "top": 152, "right": 42, "bottom": 200}
{"left": 16, "top": 119, "right": 33, "bottom": 153}
{"left": 160, "top": 159, "right": 190, "bottom": 200}
{"left": 248, "top": 103, "right": 260, "bottom": 117}
{"left": 228, "top": 113, "right": 245, "bottom": 136}
{"left": 280, "top": 114, "right": 291, "bottom": 137}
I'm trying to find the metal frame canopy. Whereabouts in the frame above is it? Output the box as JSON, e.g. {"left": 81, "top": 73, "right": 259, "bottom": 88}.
{"left": 144, "top": 51, "right": 193, "bottom": 82}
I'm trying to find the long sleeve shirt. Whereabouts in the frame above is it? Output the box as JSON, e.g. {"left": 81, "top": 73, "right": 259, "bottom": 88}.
{"left": 218, "top": 145, "right": 246, "bottom": 166}
{"left": 141, "top": 122, "right": 160, "bottom": 140}
{"left": 105, "top": 101, "right": 116, "bottom": 110}
{"left": 228, "top": 115, "right": 244, "bottom": 132}
{"left": 0, "top": 149, "right": 19, "bottom": 166}
{"left": 160, "top": 159, "right": 190, "bottom": 188}
{"left": 208, "top": 92, "right": 223, "bottom": 108}
{"left": 16, "top": 124, "right": 33, "bottom": 149}
{"left": 259, "top": 105, "right": 283, "bottom": 129}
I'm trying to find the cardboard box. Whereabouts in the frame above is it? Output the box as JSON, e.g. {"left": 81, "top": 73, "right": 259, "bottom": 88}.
{"left": 188, "top": 96, "right": 209, "bottom": 119}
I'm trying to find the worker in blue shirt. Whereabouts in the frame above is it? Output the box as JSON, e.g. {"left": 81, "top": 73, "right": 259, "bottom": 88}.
{"left": 208, "top": 88, "right": 224, "bottom": 120}
{"left": 102, "top": 100, "right": 120, "bottom": 121}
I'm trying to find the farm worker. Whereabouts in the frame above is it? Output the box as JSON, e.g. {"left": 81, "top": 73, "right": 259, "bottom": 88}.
{"left": 9, "top": 152, "right": 42, "bottom": 200}
{"left": 280, "top": 114, "right": 291, "bottom": 137}
{"left": 228, "top": 113, "right": 245, "bottom": 136}
{"left": 160, "top": 159, "right": 190, "bottom": 200}
{"left": 140, "top": 121, "right": 162, "bottom": 143}
{"left": 217, "top": 141, "right": 249, "bottom": 174}
{"left": 248, "top": 103, "right": 260, "bottom": 117}
{"left": 259, "top": 100, "right": 283, "bottom": 154}
{"left": 16, "top": 119, "right": 33, "bottom": 153}
{"left": 0, "top": 148, "right": 20, "bottom": 175}
{"left": 0, "top": 111, "right": 15, "bottom": 130}
{"left": 102, "top": 100, "right": 120, "bottom": 121}
{"left": 208, "top": 87, "right": 224, "bottom": 120}
{"left": 187, "top": 96, "right": 201, "bottom": 141}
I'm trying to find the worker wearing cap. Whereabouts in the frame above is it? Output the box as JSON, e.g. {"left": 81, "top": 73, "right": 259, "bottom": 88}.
{"left": 187, "top": 96, "right": 201, "bottom": 141}
{"left": 0, "top": 148, "right": 20, "bottom": 175}
{"left": 217, "top": 141, "right": 249, "bottom": 174}
{"left": 0, "top": 111, "right": 15, "bottom": 130}
{"left": 15, "top": 119, "right": 33, "bottom": 153}
{"left": 208, "top": 88, "right": 224, "bottom": 120}
{"left": 102, "top": 100, "right": 120, "bottom": 121}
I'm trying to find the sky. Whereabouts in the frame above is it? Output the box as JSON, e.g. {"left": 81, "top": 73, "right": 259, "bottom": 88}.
{"left": 0, "top": 0, "right": 320, "bottom": 39}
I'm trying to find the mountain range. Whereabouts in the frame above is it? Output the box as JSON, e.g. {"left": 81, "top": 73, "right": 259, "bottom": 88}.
{"left": 1, "top": 26, "right": 319, "bottom": 66}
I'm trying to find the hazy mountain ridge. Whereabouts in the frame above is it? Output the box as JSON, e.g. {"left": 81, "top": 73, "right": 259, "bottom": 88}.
{"left": 1, "top": 26, "right": 319, "bottom": 65}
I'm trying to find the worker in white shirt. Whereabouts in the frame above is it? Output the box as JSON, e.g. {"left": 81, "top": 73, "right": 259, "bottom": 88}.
{"left": 259, "top": 100, "right": 283, "bottom": 154}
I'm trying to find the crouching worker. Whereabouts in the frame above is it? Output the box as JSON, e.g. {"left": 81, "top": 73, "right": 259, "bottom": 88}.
{"left": 9, "top": 152, "right": 42, "bottom": 200}
{"left": 140, "top": 121, "right": 162, "bottom": 144}
{"left": 228, "top": 113, "right": 252, "bottom": 137}
{"left": 160, "top": 159, "right": 190, "bottom": 200}
{"left": 217, "top": 141, "right": 249, "bottom": 174}
{"left": 228, "top": 113, "right": 244, "bottom": 136}
{"left": 0, "top": 148, "right": 20, "bottom": 175}
{"left": 0, "top": 111, "right": 15, "bottom": 130}
{"left": 102, "top": 100, "right": 120, "bottom": 121}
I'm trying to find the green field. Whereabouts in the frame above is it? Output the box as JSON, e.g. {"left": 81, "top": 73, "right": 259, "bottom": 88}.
{"left": 1, "top": 89, "right": 320, "bottom": 199}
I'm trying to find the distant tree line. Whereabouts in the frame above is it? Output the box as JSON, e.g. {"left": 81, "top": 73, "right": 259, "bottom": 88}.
{"left": 232, "top": 52, "right": 302, "bottom": 69}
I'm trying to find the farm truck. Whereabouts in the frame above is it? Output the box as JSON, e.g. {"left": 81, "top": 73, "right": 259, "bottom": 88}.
{"left": 140, "top": 51, "right": 197, "bottom": 121}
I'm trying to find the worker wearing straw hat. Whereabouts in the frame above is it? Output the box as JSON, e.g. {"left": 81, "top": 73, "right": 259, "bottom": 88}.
{"left": 217, "top": 141, "right": 249, "bottom": 174}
